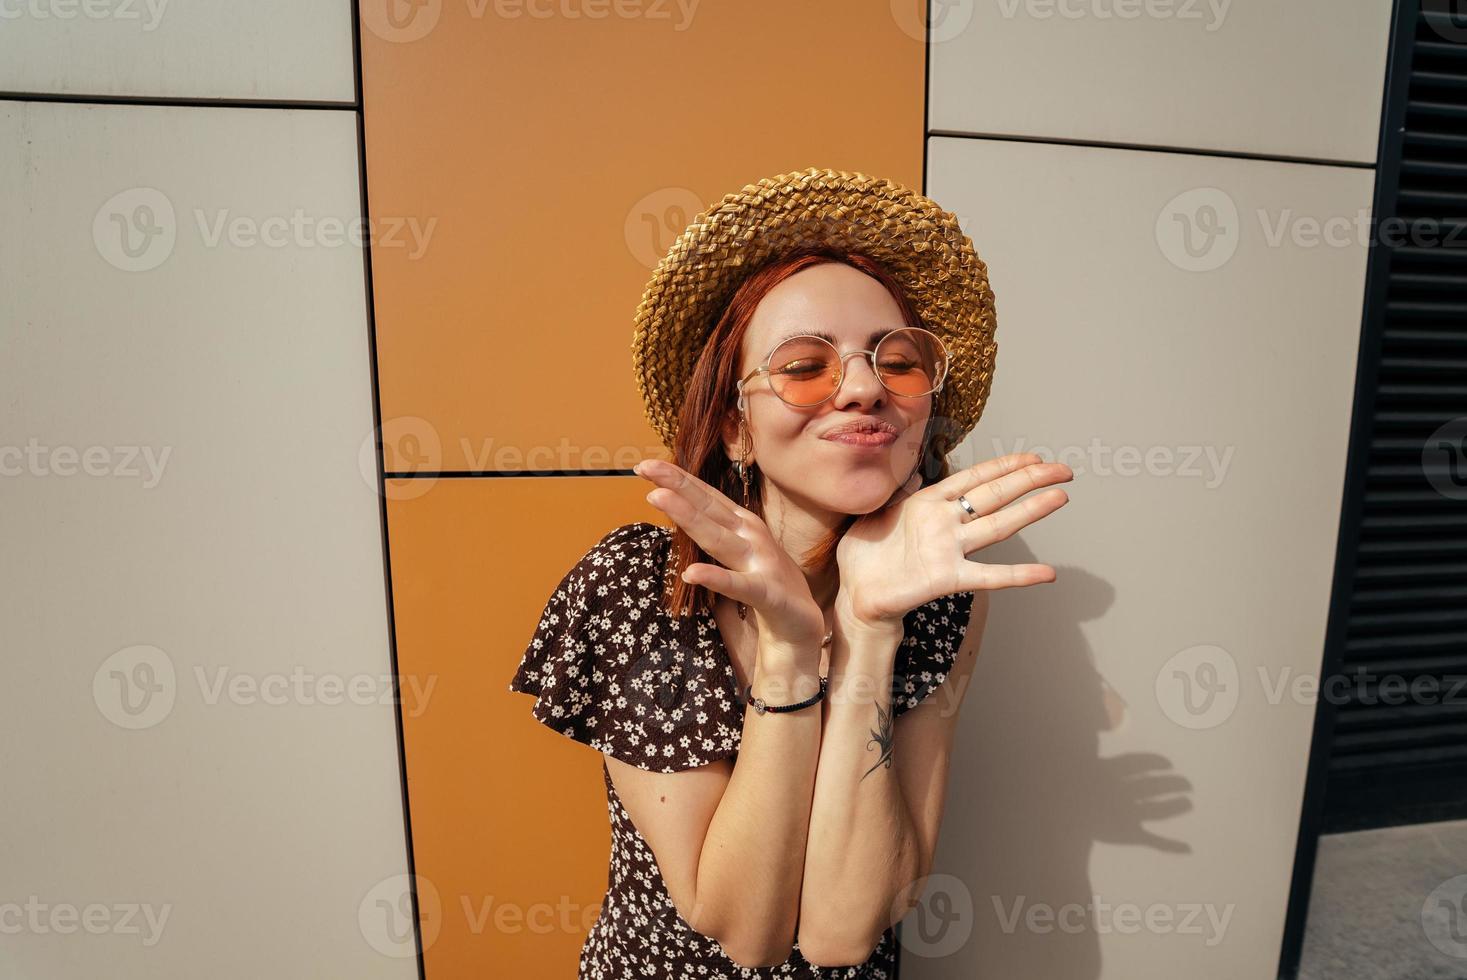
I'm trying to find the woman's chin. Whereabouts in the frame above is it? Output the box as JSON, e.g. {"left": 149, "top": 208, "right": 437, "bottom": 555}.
{"left": 814, "top": 476, "right": 904, "bottom": 516}
{"left": 819, "top": 442, "right": 916, "bottom": 488}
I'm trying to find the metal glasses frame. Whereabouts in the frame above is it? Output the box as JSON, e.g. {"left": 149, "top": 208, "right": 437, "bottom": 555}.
{"left": 734, "top": 326, "right": 949, "bottom": 413}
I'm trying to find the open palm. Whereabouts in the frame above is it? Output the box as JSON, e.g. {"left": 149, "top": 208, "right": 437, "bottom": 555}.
{"left": 836, "top": 452, "right": 1074, "bottom": 628}
{"left": 632, "top": 458, "right": 828, "bottom": 653}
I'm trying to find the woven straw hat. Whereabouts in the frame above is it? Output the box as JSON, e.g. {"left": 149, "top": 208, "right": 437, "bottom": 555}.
{"left": 631, "top": 166, "right": 997, "bottom": 460}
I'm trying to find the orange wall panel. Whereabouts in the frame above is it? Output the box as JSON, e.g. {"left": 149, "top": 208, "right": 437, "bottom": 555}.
{"left": 361, "top": 0, "right": 927, "bottom": 472}
{"left": 386, "top": 477, "right": 663, "bottom": 975}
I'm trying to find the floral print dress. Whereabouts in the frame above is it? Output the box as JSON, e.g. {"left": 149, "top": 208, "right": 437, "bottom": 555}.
{"left": 509, "top": 521, "right": 977, "bottom": 979}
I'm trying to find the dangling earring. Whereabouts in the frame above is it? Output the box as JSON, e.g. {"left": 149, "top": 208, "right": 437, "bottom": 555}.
{"left": 734, "top": 416, "right": 753, "bottom": 511}
{"left": 732, "top": 415, "right": 754, "bottom": 620}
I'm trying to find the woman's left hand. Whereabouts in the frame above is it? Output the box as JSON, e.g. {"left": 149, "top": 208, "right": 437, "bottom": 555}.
{"left": 835, "top": 452, "right": 1073, "bottom": 630}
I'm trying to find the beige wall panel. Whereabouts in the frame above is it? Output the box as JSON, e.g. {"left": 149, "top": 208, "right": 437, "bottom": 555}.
{"left": 915, "top": 135, "right": 1373, "bottom": 979}
{"left": 0, "top": 102, "right": 413, "bottom": 980}
{"left": 0, "top": 0, "right": 354, "bottom": 101}
{"left": 929, "top": 0, "right": 1393, "bottom": 163}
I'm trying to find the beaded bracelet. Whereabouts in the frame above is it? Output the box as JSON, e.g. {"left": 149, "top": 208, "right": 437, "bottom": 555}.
{"left": 744, "top": 675, "right": 829, "bottom": 715}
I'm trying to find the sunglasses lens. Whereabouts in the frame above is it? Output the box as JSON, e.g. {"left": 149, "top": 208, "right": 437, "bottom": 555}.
{"left": 768, "top": 336, "right": 842, "bottom": 406}
{"left": 876, "top": 328, "right": 946, "bottom": 397}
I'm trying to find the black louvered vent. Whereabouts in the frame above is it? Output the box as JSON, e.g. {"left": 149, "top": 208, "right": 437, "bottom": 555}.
{"left": 1322, "top": 4, "right": 1467, "bottom": 831}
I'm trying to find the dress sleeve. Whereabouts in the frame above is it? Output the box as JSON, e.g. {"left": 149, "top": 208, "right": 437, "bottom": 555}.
{"left": 507, "top": 522, "right": 743, "bottom": 773}
{"left": 892, "top": 589, "right": 979, "bottom": 717}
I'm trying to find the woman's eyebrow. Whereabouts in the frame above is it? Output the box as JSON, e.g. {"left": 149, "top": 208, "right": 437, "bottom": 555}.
{"left": 770, "top": 328, "right": 894, "bottom": 348}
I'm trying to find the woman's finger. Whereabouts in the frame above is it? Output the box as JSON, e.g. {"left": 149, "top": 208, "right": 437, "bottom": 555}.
{"left": 928, "top": 452, "right": 1045, "bottom": 502}
{"left": 644, "top": 485, "right": 755, "bottom": 570}
{"left": 679, "top": 561, "right": 761, "bottom": 607}
{"left": 958, "top": 561, "right": 1058, "bottom": 590}
{"left": 634, "top": 459, "right": 743, "bottom": 529}
{"left": 959, "top": 460, "right": 1073, "bottom": 519}
{"left": 958, "top": 485, "right": 1070, "bottom": 553}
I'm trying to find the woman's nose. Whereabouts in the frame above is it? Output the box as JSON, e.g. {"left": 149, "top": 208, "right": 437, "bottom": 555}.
{"left": 833, "top": 352, "right": 884, "bottom": 404}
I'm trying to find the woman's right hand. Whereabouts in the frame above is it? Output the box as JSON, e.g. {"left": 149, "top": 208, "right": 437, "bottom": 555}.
{"left": 633, "top": 458, "right": 826, "bottom": 658}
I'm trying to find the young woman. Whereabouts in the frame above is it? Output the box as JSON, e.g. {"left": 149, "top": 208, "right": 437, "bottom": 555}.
{"left": 510, "top": 168, "right": 1072, "bottom": 978}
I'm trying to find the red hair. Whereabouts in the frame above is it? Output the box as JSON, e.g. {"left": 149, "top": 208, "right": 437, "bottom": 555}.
{"left": 661, "top": 242, "right": 958, "bottom": 619}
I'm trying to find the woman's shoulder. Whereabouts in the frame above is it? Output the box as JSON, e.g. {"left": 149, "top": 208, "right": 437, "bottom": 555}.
{"left": 590, "top": 520, "right": 671, "bottom": 554}
{"left": 568, "top": 521, "right": 673, "bottom": 605}
{"left": 510, "top": 520, "right": 741, "bottom": 772}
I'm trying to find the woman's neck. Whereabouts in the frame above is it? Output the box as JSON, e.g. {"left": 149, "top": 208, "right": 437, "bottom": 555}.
{"left": 760, "top": 481, "right": 843, "bottom": 609}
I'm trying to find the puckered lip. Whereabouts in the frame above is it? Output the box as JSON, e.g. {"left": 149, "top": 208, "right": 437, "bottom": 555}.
{"left": 818, "top": 416, "right": 901, "bottom": 439}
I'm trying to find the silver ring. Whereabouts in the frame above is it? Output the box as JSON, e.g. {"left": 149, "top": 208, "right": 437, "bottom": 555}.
{"left": 956, "top": 494, "right": 976, "bottom": 519}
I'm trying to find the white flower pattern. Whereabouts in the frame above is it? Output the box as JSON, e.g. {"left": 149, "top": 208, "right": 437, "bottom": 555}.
{"left": 509, "top": 521, "right": 976, "bottom": 979}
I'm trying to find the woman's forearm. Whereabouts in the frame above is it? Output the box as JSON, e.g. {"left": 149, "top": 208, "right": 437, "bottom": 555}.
{"left": 687, "top": 639, "right": 823, "bottom": 967}
{"left": 797, "top": 621, "right": 922, "bottom": 965}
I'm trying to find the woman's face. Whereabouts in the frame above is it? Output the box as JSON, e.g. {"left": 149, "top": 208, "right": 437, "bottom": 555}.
{"left": 727, "top": 262, "right": 932, "bottom": 519}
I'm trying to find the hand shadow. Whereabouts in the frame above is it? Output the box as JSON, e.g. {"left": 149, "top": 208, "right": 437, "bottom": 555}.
{"left": 902, "top": 536, "right": 1195, "bottom": 980}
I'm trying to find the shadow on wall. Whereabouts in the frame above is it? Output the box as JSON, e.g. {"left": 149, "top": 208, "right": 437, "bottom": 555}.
{"left": 926, "top": 537, "right": 1194, "bottom": 980}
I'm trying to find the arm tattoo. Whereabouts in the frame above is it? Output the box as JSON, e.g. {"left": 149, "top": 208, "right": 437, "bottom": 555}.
{"left": 861, "top": 698, "right": 895, "bottom": 780}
